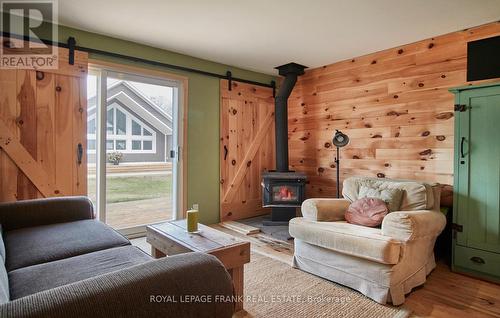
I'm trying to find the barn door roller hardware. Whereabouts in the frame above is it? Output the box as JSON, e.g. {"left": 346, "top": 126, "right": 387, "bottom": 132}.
{"left": 226, "top": 71, "right": 232, "bottom": 91}
{"left": 67, "top": 37, "right": 76, "bottom": 65}
{"left": 2, "top": 32, "right": 276, "bottom": 91}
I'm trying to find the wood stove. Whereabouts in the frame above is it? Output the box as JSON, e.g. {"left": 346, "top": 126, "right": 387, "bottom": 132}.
{"left": 262, "top": 172, "right": 306, "bottom": 208}
{"left": 261, "top": 62, "right": 308, "bottom": 225}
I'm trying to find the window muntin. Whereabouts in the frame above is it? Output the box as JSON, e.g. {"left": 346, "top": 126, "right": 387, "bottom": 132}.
{"left": 87, "top": 104, "right": 156, "bottom": 154}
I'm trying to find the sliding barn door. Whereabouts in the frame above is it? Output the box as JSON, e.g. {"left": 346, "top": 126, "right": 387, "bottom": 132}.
{"left": 220, "top": 80, "right": 275, "bottom": 221}
{"left": 0, "top": 44, "right": 88, "bottom": 201}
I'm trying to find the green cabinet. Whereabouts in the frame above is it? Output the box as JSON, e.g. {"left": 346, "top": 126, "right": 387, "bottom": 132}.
{"left": 450, "top": 82, "right": 500, "bottom": 282}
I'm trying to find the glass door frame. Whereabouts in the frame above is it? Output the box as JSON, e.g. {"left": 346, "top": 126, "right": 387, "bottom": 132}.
{"left": 89, "top": 61, "right": 188, "bottom": 237}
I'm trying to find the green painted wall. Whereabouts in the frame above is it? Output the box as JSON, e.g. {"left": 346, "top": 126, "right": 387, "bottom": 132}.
{"left": 56, "top": 25, "right": 275, "bottom": 225}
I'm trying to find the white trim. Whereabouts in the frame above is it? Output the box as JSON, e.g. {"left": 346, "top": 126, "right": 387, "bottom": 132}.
{"left": 109, "top": 91, "right": 172, "bottom": 135}
{"left": 96, "top": 69, "right": 107, "bottom": 224}
{"left": 88, "top": 64, "right": 182, "bottom": 235}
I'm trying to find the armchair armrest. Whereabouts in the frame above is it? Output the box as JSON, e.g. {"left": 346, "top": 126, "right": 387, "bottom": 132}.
{"left": 381, "top": 210, "right": 446, "bottom": 241}
{"left": 0, "top": 252, "right": 234, "bottom": 318}
{"left": 0, "top": 196, "right": 94, "bottom": 231}
{"left": 301, "top": 198, "right": 350, "bottom": 221}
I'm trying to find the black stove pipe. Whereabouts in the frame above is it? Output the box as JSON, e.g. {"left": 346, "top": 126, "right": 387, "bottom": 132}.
{"left": 274, "top": 63, "right": 308, "bottom": 172}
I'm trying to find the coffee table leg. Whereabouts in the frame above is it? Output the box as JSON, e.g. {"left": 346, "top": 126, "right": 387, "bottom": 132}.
{"left": 229, "top": 266, "right": 244, "bottom": 312}
{"left": 151, "top": 246, "right": 166, "bottom": 258}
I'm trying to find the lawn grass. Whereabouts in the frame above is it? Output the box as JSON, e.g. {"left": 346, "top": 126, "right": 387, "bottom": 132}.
{"left": 88, "top": 175, "right": 172, "bottom": 204}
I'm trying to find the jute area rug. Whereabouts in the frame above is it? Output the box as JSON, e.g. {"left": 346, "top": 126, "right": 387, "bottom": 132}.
{"left": 238, "top": 252, "right": 411, "bottom": 318}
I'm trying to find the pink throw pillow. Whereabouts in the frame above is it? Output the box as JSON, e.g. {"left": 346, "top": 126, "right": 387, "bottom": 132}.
{"left": 345, "top": 197, "right": 389, "bottom": 227}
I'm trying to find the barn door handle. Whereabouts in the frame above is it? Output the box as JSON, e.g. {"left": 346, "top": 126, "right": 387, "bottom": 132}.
{"left": 470, "top": 256, "right": 485, "bottom": 264}
{"left": 77, "top": 143, "right": 83, "bottom": 165}
{"left": 224, "top": 145, "right": 228, "bottom": 160}
{"left": 460, "top": 137, "right": 466, "bottom": 158}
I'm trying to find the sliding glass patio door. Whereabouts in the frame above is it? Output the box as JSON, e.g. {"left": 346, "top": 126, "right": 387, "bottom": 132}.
{"left": 87, "top": 66, "right": 183, "bottom": 236}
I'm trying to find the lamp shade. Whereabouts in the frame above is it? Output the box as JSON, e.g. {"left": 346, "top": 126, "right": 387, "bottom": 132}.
{"left": 332, "top": 130, "right": 349, "bottom": 147}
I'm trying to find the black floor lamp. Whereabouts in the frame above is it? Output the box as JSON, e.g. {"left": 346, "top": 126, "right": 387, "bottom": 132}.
{"left": 332, "top": 130, "right": 350, "bottom": 198}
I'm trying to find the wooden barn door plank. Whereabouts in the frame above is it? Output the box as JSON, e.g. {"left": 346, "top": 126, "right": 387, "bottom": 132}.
{"left": 220, "top": 97, "right": 230, "bottom": 202}
{"left": 72, "top": 77, "right": 87, "bottom": 195}
{"left": 36, "top": 71, "right": 56, "bottom": 198}
{"left": 16, "top": 70, "right": 41, "bottom": 199}
{"left": 0, "top": 39, "right": 88, "bottom": 202}
{"left": 220, "top": 80, "right": 275, "bottom": 222}
{"left": 0, "top": 119, "right": 57, "bottom": 197}
{"left": 54, "top": 74, "right": 74, "bottom": 196}
{"left": 222, "top": 111, "right": 273, "bottom": 204}
{"left": 0, "top": 70, "right": 19, "bottom": 202}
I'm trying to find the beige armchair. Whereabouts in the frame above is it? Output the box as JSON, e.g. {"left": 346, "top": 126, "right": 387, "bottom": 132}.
{"left": 289, "top": 177, "right": 446, "bottom": 305}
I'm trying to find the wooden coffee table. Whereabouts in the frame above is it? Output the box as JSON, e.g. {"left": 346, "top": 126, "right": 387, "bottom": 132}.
{"left": 146, "top": 220, "right": 250, "bottom": 312}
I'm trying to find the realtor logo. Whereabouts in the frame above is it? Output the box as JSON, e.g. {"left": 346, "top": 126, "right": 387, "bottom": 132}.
{"left": 0, "top": 0, "right": 58, "bottom": 69}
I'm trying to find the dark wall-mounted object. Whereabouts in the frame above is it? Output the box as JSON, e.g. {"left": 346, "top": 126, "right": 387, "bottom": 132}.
{"left": 467, "top": 35, "right": 500, "bottom": 81}
{"left": 67, "top": 37, "right": 76, "bottom": 65}
{"left": 260, "top": 62, "right": 308, "bottom": 226}
{"left": 274, "top": 62, "right": 308, "bottom": 172}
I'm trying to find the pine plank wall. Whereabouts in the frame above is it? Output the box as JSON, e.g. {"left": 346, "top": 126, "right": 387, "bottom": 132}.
{"left": 287, "top": 22, "right": 500, "bottom": 198}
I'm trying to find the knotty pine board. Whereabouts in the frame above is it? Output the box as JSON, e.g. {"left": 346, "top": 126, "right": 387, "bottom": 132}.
{"left": 0, "top": 43, "right": 88, "bottom": 201}
{"left": 220, "top": 80, "right": 275, "bottom": 221}
{"left": 287, "top": 22, "right": 500, "bottom": 198}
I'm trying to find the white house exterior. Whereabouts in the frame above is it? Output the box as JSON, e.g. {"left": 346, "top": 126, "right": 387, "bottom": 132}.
{"left": 87, "top": 81, "right": 173, "bottom": 163}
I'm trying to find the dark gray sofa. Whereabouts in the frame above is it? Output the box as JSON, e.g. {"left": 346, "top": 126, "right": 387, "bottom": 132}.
{"left": 0, "top": 196, "right": 234, "bottom": 318}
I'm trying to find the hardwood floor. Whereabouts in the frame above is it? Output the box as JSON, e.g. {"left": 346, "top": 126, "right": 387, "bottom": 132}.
{"left": 133, "top": 224, "right": 500, "bottom": 317}
{"left": 210, "top": 224, "right": 500, "bottom": 318}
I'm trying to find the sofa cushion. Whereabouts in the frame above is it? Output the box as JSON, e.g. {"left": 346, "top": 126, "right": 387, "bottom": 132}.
{"left": 0, "top": 262, "right": 7, "bottom": 304}
{"left": 0, "top": 225, "right": 5, "bottom": 263}
{"left": 289, "top": 217, "right": 401, "bottom": 264}
{"left": 342, "top": 177, "right": 435, "bottom": 211}
{"left": 4, "top": 219, "right": 130, "bottom": 271}
{"left": 0, "top": 225, "right": 8, "bottom": 304}
{"left": 8, "top": 245, "right": 152, "bottom": 300}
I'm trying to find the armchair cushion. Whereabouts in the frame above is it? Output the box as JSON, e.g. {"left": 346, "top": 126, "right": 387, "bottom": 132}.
{"left": 4, "top": 219, "right": 130, "bottom": 271}
{"left": 301, "top": 198, "right": 350, "bottom": 221}
{"left": 290, "top": 217, "right": 401, "bottom": 264}
{"left": 343, "top": 177, "right": 435, "bottom": 211}
{"left": 381, "top": 210, "right": 446, "bottom": 241}
{"left": 358, "top": 185, "right": 403, "bottom": 212}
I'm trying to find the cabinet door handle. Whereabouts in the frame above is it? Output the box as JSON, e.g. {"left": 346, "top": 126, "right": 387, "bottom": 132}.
{"left": 470, "top": 256, "right": 485, "bottom": 264}
{"left": 460, "top": 137, "right": 466, "bottom": 158}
